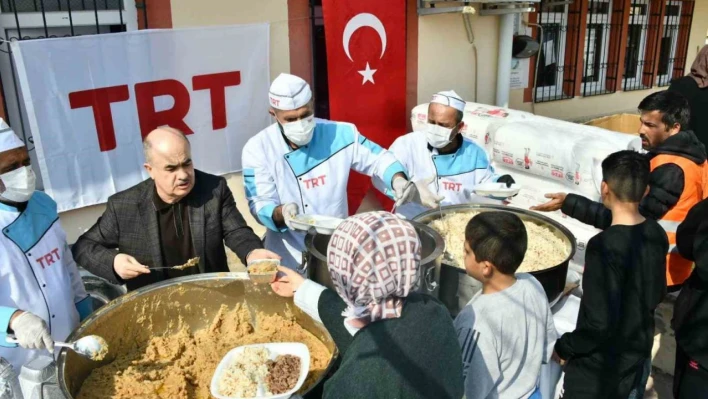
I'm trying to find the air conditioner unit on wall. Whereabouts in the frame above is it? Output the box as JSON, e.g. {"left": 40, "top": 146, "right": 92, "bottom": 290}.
{"left": 418, "top": 0, "right": 540, "bottom": 16}
{"left": 421, "top": 0, "right": 540, "bottom": 2}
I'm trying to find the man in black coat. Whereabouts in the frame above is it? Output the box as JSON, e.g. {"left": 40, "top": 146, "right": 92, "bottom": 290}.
{"left": 72, "top": 127, "right": 279, "bottom": 291}
{"left": 532, "top": 91, "right": 707, "bottom": 290}
{"left": 673, "top": 199, "right": 708, "bottom": 398}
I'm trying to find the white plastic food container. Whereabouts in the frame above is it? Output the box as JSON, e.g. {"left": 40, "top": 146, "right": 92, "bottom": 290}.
{"left": 247, "top": 259, "right": 280, "bottom": 284}
{"left": 473, "top": 182, "right": 522, "bottom": 198}
{"left": 210, "top": 342, "right": 311, "bottom": 399}
{"left": 289, "top": 215, "right": 344, "bottom": 235}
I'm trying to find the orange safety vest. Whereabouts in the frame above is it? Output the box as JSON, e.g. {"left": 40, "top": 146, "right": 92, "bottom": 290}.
{"left": 650, "top": 154, "right": 707, "bottom": 286}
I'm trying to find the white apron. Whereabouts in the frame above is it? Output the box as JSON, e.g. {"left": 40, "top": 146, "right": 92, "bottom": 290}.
{"left": 0, "top": 192, "right": 89, "bottom": 371}
{"left": 242, "top": 119, "right": 406, "bottom": 269}
{"left": 387, "top": 132, "right": 504, "bottom": 219}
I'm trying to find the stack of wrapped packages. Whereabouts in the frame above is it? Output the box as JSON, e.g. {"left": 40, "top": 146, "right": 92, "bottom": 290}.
{"left": 411, "top": 102, "right": 643, "bottom": 278}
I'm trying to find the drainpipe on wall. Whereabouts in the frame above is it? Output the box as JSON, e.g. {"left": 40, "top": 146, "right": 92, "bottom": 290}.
{"left": 496, "top": 13, "right": 515, "bottom": 107}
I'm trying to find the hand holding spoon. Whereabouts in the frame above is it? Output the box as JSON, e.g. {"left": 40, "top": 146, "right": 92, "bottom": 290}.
{"left": 6, "top": 335, "right": 109, "bottom": 361}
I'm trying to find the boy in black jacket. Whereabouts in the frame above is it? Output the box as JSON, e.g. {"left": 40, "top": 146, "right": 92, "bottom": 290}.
{"left": 553, "top": 151, "right": 668, "bottom": 399}
{"left": 533, "top": 90, "right": 706, "bottom": 290}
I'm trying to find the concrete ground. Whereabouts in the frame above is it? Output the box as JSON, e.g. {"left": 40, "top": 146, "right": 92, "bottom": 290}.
{"left": 645, "top": 369, "right": 674, "bottom": 398}
{"left": 646, "top": 296, "right": 677, "bottom": 398}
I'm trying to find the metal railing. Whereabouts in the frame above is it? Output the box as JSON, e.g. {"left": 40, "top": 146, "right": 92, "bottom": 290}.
{"left": 656, "top": 0, "right": 693, "bottom": 87}
{"left": 622, "top": 1, "right": 660, "bottom": 91}
{"left": 534, "top": 1, "right": 582, "bottom": 103}
{"left": 1, "top": 0, "right": 122, "bottom": 13}
{"left": 0, "top": 0, "right": 133, "bottom": 173}
{"left": 581, "top": 0, "right": 624, "bottom": 97}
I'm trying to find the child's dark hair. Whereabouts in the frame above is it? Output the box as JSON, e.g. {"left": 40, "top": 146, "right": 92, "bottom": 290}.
{"left": 465, "top": 211, "right": 527, "bottom": 275}
{"left": 602, "top": 150, "right": 650, "bottom": 202}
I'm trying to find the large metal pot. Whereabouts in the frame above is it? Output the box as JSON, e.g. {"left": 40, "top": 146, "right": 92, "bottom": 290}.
{"left": 78, "top": 268, "right": 126, "bottom": 310}
{"left": 303, "top": 221, "right": 445, "bottom": 296}
{"left": 56, "top": 273, "right": 338, "bottom": 398}
{"left": 414, "top": 204, "right": 577, "bottom": 311}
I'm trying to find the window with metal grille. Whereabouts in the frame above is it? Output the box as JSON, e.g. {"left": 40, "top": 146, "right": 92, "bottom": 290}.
{"left": 532, "top": 1, "right": 582, "bottom": 103}
{"left": 0, "top": 0, "right": 122, "bottom": 13}
{"left": 581, "top": 0, "right": 624, "bottom": 97}
{"left": 656, "top": 0, "right": 694, "bottom": 86}
{"left": 525, "top": 0, "right": 696, "bottom": 105}
{"left": 0, "top": 0, "right": 136, "bottom": 193}
{"left": 623, "top": 0, "right": 655, "bottom": 91}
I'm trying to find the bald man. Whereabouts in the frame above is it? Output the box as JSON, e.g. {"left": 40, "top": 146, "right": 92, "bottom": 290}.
{"left": 72, "top": 127, "right": 279, "bottom": 291}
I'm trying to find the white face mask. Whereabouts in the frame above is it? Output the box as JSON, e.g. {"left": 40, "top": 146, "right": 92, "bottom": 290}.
{"left": 280, "top": 115, "right": 316, "bottom": 146}
{"left": 0, "top": 165, "right": 36, "bottom": 203}
{"left": 426, "top": 123, "right": 454, "bottom": 149}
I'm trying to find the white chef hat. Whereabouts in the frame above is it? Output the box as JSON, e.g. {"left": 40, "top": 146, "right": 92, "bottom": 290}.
{"left": 0, "top": 119, "right": 23, "bottom": 153}
{"left": 268, "top": 73, "right": 313, "bottom": 111}
{"left": 431, "top": 90, "right": 466, "bottom": 112}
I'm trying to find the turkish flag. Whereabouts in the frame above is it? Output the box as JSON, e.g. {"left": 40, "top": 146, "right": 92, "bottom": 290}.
{"left": 321, "top": 0, "right": 407, "bottom": 215}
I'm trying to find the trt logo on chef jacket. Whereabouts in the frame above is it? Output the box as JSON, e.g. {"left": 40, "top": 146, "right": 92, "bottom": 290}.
{"left": 387, "top": 132, "right": 500, "bottom": 220}
{"left": 35, "top": 248, "right": 60, "bottom": 269}
{"left": 242, "top": 119, "right": 406, "bottom": 270}
{"left": 303, "top": 175, "right": 326, "bottom": 189}
{"left": 442, "top": 181, "right": 462, "bottom": 192}
{"left": 1, "top": 191, "right": 88, "bottom": 371}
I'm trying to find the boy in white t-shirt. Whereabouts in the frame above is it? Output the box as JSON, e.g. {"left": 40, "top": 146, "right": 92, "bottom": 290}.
{"left": 454, "top": 211, "right": 557, "bottom": 399}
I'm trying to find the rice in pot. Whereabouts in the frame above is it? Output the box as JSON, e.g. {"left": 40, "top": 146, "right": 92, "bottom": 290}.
{"left": 429, "top": 211, "right": 568, "bottom": 273}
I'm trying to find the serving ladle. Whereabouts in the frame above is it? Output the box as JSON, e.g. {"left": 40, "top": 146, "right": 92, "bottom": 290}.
{"left": 6, "top": 335, "right": 109, "bottom": 361}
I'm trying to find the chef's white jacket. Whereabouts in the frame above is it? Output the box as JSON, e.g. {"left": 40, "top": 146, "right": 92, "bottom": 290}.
{"left": 387, "top": 132, "right": 502, "bottom": 219}
{"left": 0, "top": 192, "right": 91, "bottom": 371}
{"left": 242, "top": 119, "right": 406, "bottom": 269}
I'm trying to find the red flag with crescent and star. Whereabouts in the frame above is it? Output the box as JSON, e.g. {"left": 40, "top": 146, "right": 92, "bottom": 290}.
{"left": 321, "top": 0, "right": 407, "bottom": 215}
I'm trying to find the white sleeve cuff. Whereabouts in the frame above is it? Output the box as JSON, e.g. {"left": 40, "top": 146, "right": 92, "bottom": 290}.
{"left": 294, "top": 279, "right": 326, "bottom": 324}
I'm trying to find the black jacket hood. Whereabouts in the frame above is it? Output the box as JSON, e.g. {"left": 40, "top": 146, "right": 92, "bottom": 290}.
{"left": 651, "top": 130, "right": 707, "bottom": 165}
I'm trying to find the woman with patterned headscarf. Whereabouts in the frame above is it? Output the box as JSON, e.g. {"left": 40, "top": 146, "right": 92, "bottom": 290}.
{"left": 669, "top": 45, "right": 708, "bottom": 149}
{"left": 271, "top": 211, "right": 463, "bottom": 399}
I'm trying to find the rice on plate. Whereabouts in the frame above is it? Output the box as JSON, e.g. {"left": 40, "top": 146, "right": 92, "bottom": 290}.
{"left": 219, "top": 347, "right": 271, "bottom": 397}
{"left": 429, "top": 211, "right": 568, "bottom": 273}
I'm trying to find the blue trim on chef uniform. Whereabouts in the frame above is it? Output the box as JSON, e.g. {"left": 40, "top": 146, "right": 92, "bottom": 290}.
{"left": 285, "top": 122, "right": 357, "bottom": 177}
{"left": 242, "top": 168, "right": 284, "bottom": 233}
{"left": 243, "top": 169, "right": 257, "bottom": 198}
{"left": 0, "top": 306, "right": 18, "bottom": 348}
{"left": 3, "top": 191, "right": 58, "bottom": 252}
{"left": 432, "top": 139, "right": 494, "bottom": 177}
{"left": 0, "top": 192, "right": 94, "bottom": 349}
{"left": 285, "top": 123, "right": 404, "bottom": 191}
{"left": 0, "top": 192, "right": 58, "bottom": 348}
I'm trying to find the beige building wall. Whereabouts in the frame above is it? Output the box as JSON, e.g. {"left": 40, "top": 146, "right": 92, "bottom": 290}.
{"left": 171, "top": 0, "right": 290, "bottom": 83}
{"left": 418, "top": 6, "right": 708, "bottom": 121}
{"left": 417, "top": 12, "right": 499, "bottom": 106}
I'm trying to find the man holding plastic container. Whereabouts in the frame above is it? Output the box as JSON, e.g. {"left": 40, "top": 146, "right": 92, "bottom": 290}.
{"left": 385, "top": 90, "right": 516, "bottom": 220}
{"left": 0, "top": 124, "right": 92, "bottom": 372}
{"left": 385, "top": 90, "right": 516, "bottom": 313}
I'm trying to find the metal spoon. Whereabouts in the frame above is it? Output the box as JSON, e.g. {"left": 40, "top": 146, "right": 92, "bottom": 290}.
{"left": 6, "top": 335, "right": 109, "bottom": 361}
{"left": 150, "top": 257, "right": 200, "bottom": 271}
